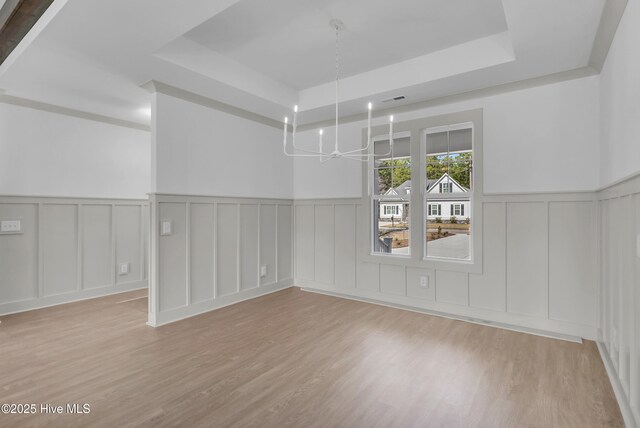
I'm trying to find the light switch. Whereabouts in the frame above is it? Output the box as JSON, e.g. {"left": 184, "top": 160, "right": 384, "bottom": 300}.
{"left": 119, "top": 263, "right": 129, "bottom": 275}
{"left": 260, "top": 265, "right": 268, "bottom": 278}
{"left": 0, "top": 219, "right": 21, "bottom": 234}
{"left": 160, "top": 220, "right": 172, "bottom": 236}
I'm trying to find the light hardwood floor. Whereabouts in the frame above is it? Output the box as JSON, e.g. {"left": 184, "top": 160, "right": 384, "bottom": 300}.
{"left": 0, "top": 287, "right": 623, "bottom": 427}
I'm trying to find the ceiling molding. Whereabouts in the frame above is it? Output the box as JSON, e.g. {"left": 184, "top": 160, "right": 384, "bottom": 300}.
{"left": 0, "top": 93, "right": 150, "bottom": 131}
{"left": 297, "top": 66, "right": 598, "bottom": 132}
{"left": 141, "top": 80, "right": 285, "bottom": 130}
{"left": 589, "top": 0, "right": 628, "bottom": 71}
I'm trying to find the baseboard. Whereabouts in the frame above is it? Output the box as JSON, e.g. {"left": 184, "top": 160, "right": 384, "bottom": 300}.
{"left": 0, "top": 280, "right": 148, "bottom": 316}
{"left": 298, "top": 279, "right": 595, "bottom": 342}
{"left": 597, "top": 341, "right": 638, "bottom": 428}
{"left": 148, "top": 279, "right": 294, "bottom": 327}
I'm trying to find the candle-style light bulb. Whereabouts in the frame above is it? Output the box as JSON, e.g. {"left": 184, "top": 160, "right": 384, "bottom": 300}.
{"left": 368, "top": 102, "right": 372, "bottom": 111}
{"left": 283, "top": 117, "right": 288, "bottom": 148}
{"left": 319, "top": 129, "right": 324, "bottom": 158}
{"left": 389, "top": 115, "right": 394, "bottom": 147}
{"left": 294, "top": 105, "right": 298, "bottom": 113}
{"left": 390, "top": 115, "right": 394, "bottom": 122}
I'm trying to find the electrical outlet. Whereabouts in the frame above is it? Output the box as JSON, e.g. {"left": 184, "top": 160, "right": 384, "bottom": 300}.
{"left": 419, "top": 276, "right": 429, "bottom": 288}
{"left": 0, "top": 219, "right": 21, "bottom": 234}
{"left": 119, "top": 263, "right": 129, "bottom": 275}
{"left": 260, "top": 265, "right": 268, "bottom": 278}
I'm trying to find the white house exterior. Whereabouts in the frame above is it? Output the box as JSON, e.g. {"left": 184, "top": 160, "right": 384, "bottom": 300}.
{"left": 380, "top": 173, "right": 470, "bottom": 222}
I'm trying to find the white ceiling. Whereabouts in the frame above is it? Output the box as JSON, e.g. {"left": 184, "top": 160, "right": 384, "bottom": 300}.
{"left": 185, "top": 0, "right": 508, "bottom": 90}
{"left": 0, "top": 0, "right": 607, "bottom": 127}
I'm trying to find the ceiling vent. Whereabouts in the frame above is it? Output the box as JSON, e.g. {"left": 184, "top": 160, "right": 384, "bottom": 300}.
{"left": 381, "top": 95, "right": 406, "bottom": 103}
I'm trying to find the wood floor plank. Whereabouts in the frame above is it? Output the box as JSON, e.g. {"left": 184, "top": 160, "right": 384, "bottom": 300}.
{"left": 0, "top": 287, "right": 623, "bottom": 427}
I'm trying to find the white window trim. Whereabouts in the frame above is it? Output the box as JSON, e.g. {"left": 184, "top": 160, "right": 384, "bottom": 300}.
{"left": 362, "top": 109, "right": 484, "bottom": 274}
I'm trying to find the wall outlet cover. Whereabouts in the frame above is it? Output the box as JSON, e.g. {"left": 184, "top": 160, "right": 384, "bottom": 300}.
{"left": 260, "top": 265, "right": 268, "bottom": 277}
{"left": 119, "top": 263, "right": 130, "bottom": 275}
{"left": 419, "top": 276, "right": 429, "bottom": 288}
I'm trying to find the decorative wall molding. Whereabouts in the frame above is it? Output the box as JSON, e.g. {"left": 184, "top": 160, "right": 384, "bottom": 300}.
{"left": 148, "top": 193, "right": 294, "bottom": 326}
{"left": 597, "top": 173, "right": 640, "bottom": 428}
{"left": 0, "top": 195, "right": 149, "bottom": 316}
{"left": 294, "top": 191, "right": 599, "bottom": 340}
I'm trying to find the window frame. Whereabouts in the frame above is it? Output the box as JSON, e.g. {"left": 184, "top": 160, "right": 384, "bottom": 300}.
{"left": 362, "top": 109, "right": 483, "bottom": 274}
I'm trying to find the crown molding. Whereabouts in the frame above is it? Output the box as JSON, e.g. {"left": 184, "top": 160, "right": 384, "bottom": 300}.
{"left": 297, "top": 66, "right": 598, "bottom": 132}
{"left": 0, "top": 93, "right": 150, "bottom": 131}
{"left": 589, "top": 0, "right": 628, "bottom": 71}
{"left": 141, "top": 80, "right": 285, "bottom": 130}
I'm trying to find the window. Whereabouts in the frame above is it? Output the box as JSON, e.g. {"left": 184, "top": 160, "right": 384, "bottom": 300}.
{"left": 383, "top": 205, "right": 399, "bottom": 215}
{"left": 451, "top": 204, "right": 464, "bottom": 216}
{"left": 366, "top": 110, "right": 481, "bottom": 269}
{"left": 424, "top": 125, "right": 473, "bottom": 261}
{"left": 371, "top": 135, "right": 411, "bottom": 255}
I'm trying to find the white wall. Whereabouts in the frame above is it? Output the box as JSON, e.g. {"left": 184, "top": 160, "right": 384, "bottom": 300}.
{"left": 0, "top": 103, "right": 150, "bottom": 199}
{"left": 294, "top": 75, "right": 600, "bottom": 198}
{"left": 152, "top": 92, "right": 293, "bottom": 198}
{"left": 599, "top": 0, "right": 640, "bottom": 187}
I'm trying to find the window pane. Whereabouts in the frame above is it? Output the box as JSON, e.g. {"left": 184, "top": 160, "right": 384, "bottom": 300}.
{"left": 373, "top": 200, "right": 410, "bottom": 255}
{"left": 425, "top": 126, "right": 472, "bottom": 261}
{"left": 373, "top": 137, "right": 411, "bottom": 196}
{"left": 425, "top": 200, "right": 470, "bottom": 260}
{"left": 426, "top": 128, "right": 473, "bottom": 192}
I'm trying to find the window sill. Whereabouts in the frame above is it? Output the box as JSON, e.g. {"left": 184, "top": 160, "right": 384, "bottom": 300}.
{"left": 361, "top": 252, "right": 482, "bottom": 274}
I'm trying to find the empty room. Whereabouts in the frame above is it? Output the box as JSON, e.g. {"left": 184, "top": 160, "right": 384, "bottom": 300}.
{"left": 0, "top": 0, "right": 638, "bottom": 426}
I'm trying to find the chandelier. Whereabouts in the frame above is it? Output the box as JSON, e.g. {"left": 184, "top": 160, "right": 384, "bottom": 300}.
{"left": 283, "top": 19, "right": 394, "bottom": 162}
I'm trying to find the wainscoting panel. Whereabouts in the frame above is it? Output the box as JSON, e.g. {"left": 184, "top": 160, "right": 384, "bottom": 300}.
{"left": 149, "top": 194, "right": 294, "bottom": 326}
{"left": 295, "top": 205, "right": 315, "bottom": 281}
{"left": 216, "top": 203, "right": 239, "bottom": 298}
{"left": 0, "top": 196, "right": 148, "bottom": 315}
{"left": 240, "top": 204, "right": 259, "bottom": 291}
{"left": 469, "top": 202, "right": 505, "bottom": 311}
{"left": 189, "top": 203, "right": 215, "bottom": 304}
{"left": 548, "top": 201, "right": 597, "bottom": 326}
{"left": 334, "top": 204, "right": 357, "bottom": 289}
{"left": 598, "top": 175, "right": 640, "bottom": 427}
{"left": 115, "top": 205, "right": 144, "bottom": 285}
{"left": 314, "top": 205, "right": 334, "bottom": 285}
{"left": 82, "top": 205, "right": 112, "bottom": 289}
{"left": 260, "top": 204, "right": 277, "bottom": 286}
{"left": 295, "top": 194, "right": 599, "bottom": 340}
{"left": 42, "top": 204, "right": 78, "bottom": 297}
{"left": 158, "top": 203, "right": 187, "bottom": 311}
{"left": 277, "top": 205, "right": 293, "bottom": 282}
{"left": 506, "top": 202, "right": 548, "bottom": 318}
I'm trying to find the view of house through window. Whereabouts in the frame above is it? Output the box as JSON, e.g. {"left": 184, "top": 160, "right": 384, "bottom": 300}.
{"left": 372, "top": 136, "right": 411, "bottom": 255}
{"left": 424, "top": 126, "right": 473, "bottom": 260}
